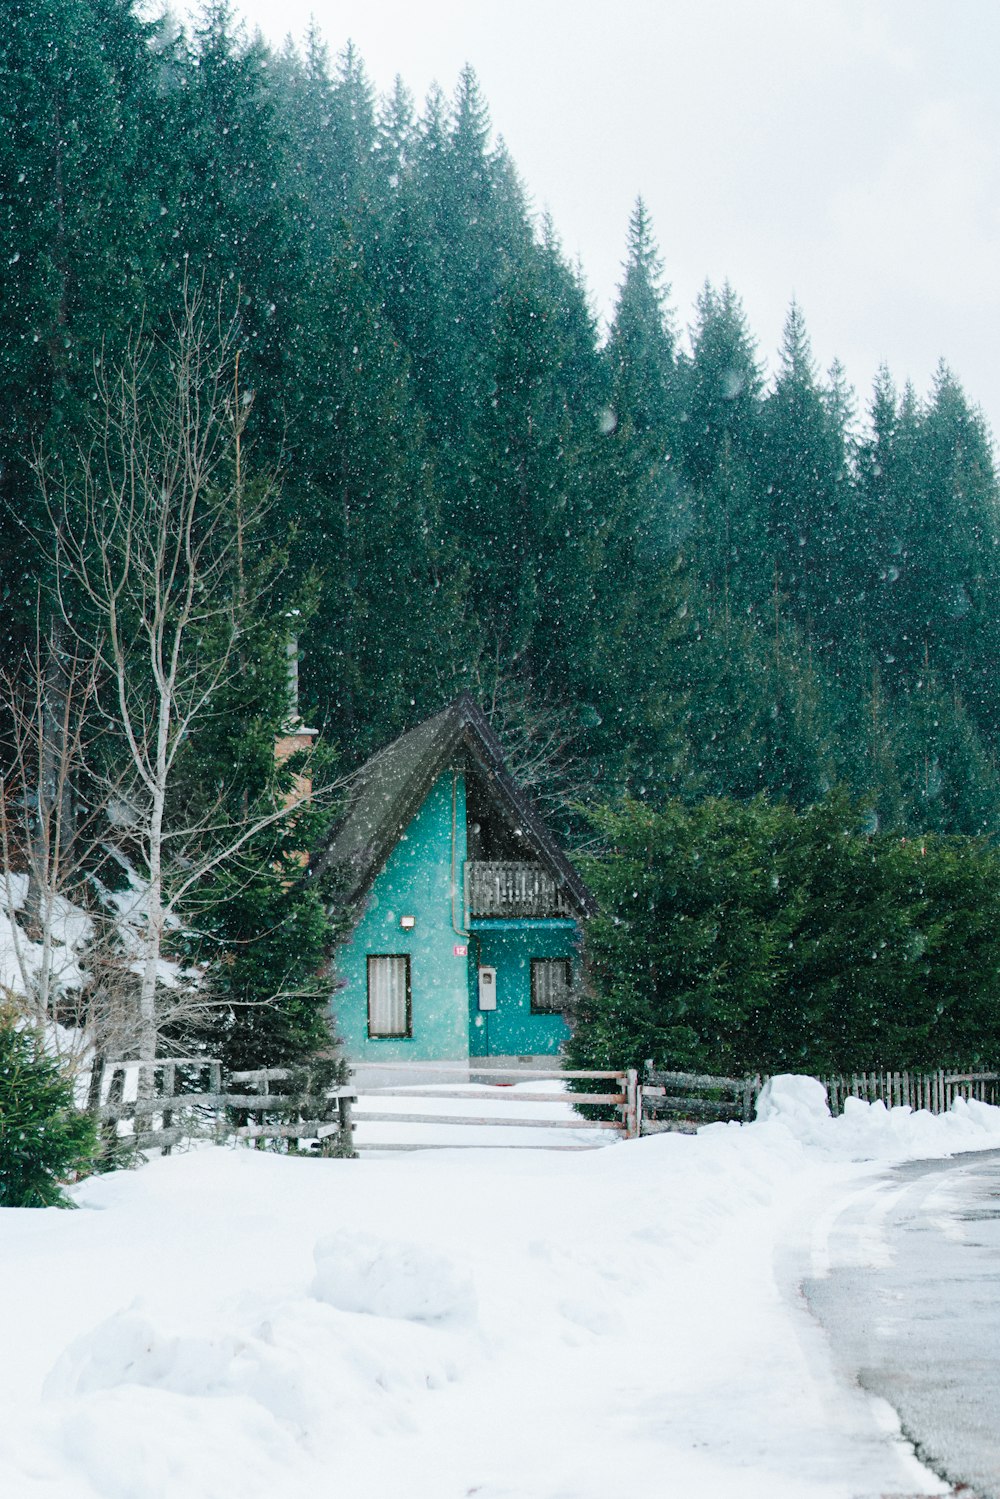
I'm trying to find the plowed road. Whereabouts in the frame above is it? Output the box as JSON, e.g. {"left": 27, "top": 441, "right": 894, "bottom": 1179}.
{"left": 803, "top": 1147, "right": 1000, "bottom": 1498}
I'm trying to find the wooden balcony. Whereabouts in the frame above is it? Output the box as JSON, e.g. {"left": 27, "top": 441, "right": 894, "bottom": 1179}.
{"left": 465, "top": 860, "right": 574, "bottom": 920}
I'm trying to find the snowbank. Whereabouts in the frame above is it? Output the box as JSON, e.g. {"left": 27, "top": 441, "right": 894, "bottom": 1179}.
{"left": 754, "top": 1069, "right": 1000, "bottom": 1160}
{"left": 2, "top": 1080, "right": 990, "bottom": 1497}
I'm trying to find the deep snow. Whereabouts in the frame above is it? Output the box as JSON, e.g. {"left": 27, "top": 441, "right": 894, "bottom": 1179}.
{"left": 4, "top": 1077, "right": 999, "bottom": 1498}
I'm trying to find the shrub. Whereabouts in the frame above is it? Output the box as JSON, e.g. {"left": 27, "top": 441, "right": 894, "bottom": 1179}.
{"left": 0, "top": 1013, "right": 97, "bottom": 1207}
{"left": 567, "top": 792, "right": 1000, "bottom": 1080}
{"left": 567, "top": 795, "right": 789, "bottom": 1078}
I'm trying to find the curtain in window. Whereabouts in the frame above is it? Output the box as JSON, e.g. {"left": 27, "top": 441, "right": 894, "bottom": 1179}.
{"left": 368, "top": 955, "right": 409, "bottom": 1036}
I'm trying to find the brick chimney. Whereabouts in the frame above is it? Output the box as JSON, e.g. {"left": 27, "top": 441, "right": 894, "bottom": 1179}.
{"left": 275, "top": 636, "right": 317, "bottom": 803}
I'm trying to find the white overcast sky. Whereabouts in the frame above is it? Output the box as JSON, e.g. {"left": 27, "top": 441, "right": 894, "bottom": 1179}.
{"left": 207, "top": 0, "right": 1000, "bottom": 439}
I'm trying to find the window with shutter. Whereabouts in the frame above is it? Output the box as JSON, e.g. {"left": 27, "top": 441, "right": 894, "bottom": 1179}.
{"left": 530, "top": 958, "right": 572, "bottom": 1014}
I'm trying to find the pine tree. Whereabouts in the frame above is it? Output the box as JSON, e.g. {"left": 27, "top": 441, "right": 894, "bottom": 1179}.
{"left": 896, "top": 674, "right": 1000, "bottom": 837}
{"left": 274, "top": 34, "right": 380, "bottom": 253}
{"left": 289, "top": 224, "right": 478, "bottom": 760}
{"left": 679, "top": 280, "right": 763, "bottom": 490}
{"left": 481, "top": 230, "right": 606, "bottom": 691}
{"left": 584, "top": 200, "right": 689, "bottom": 798}
{"left": 164, "top": 1, "right": 301, "bottom": 457}
{"left": 0, "top": 0, "right": 162, "bottom": 643}
{"left": 761, "top": 302, "right": 850, "bottom": 645}
{"left": 0, "top": 1011, "right": 96, "bottom": 1205}
{"left": 915, "top": 364, "right": 1000, "bottom": 735}
{"left": 375, "top": 69, "right": 532, "bottom": 544}
{"left": 687, "top": 611, "right": 839, "bottom": 806}
{"left": 605, "top": 198, "right": 677, "bottom": 441}
{"left": 162, "top": 529, "right": 345, "bottom": 1072}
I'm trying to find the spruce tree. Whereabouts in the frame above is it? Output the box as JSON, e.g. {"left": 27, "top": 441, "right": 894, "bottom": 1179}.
{"left": 165, "top": 1, "right": 302, "bottom": 460}
{"left": 679, "top": 280, "right": 763, "bottom": 490}
{"left": 761, "top": 303, "right": 851, "bottom": 647}
{"left": 0, "top": 1012, "right": 96, "bottom": 1205}
{"left": 482, "top": 231, "right": 606, "bottom": 692}
{"left": 0, "top": 0, "right": 162, "bottom": 642}
{"left": 584, "top": 200, "right": 691, "bottom": 798}
{"left": 290, "top": 224, "right": 478, "bottom": 760}
{"left": 915, "top": 364, "right": 1000, "bottom": 736}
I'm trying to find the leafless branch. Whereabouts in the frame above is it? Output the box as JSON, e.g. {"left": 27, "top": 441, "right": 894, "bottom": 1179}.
{"left": 30, "top": 286, "right": 317, "bottom": 1083}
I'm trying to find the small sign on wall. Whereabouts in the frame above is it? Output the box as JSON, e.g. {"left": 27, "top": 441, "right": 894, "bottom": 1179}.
{"left": 453, "top": 943, "right": 468, "bottom": 956}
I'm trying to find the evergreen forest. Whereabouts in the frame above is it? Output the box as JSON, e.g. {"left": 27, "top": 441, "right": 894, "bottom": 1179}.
{"left": 5, "top": 2, "right": 1000, "bottom": 1085}
{"left": 3, "top": 2, "right": 1000, "bottom": 834}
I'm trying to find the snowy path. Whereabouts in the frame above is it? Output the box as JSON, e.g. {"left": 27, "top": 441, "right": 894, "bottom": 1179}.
{"left": 804, "top": 1148, "right": 1000, "bottom": 1498}
{"left": 4, "top": 1079, "right": 1000, "bottom": 1497}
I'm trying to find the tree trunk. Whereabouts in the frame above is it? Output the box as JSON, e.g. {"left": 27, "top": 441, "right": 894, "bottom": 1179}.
{"left": 136, "top": 780, "right": 165, "bottom": 1102}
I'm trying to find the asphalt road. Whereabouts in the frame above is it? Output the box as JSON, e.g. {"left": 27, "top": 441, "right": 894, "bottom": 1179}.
{"left": 803, "top": 1148, "right": 1000, "bottom": 1499}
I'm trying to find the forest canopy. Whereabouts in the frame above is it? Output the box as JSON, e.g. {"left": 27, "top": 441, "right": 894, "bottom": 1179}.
{"left": 2, "top": 0, "right": 999, "bottom": 841}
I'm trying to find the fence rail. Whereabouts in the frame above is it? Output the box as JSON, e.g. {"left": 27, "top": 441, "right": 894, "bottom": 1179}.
{"left": 95, "top": 1059, "right": 356, "bottom": 1156}
{"left": 641, "top": 1066, "right": 761, "bottom": 1131}
{"left": 95, "top": 1060, "right": 1000, "bottom": 1154}
{"left": 351, "top": 1061, "right": 639, "bottom": 1150}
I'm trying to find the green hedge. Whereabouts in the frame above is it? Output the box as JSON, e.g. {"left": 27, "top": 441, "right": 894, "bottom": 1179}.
{"left": 567, "top": 793, "right": 1000, "bottom": 1079}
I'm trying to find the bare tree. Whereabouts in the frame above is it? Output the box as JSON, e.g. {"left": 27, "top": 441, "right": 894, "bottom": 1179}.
{"left": 34, "top": 292, "right": 319, "bottom": 1085}
{"left": 464, "top": 650, "right": 588, "bottom": 821}
{"left": 0, "top": 620, "right": 107, "bottom": 1056}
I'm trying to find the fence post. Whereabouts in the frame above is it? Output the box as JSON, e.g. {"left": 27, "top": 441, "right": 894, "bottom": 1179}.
{"left": 337, "top": 1095, "right": 355, "bottom": 1156}
{"left": 161, "top": 1062, "right": 176, "bottom": 1156}
{"left": 213, "top": 1062, "right": 227, "bottom": 1144}
{"left": 86, "top": 1052, "right": 105, "bottom": 1116}
{"left": 625, "top": 1069, "right": 639, "bottom": 1139}
{"left": 134, "top": 1062, "right": 154, "bottom": 1147}
{"left": 102, "top": 1063, "right": 124, "bottom": 1158}
{"left": 258, "top": 1070, "right": 270, "bottom": 1149}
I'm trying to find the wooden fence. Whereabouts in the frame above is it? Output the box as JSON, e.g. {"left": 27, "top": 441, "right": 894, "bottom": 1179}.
{"left": 96, "top": 1058, "right": 357, "bottom": 1156}
{"left": 97, "top": 1059, "right": 998, "bottom": 1153}
{"left": 350, "top": 1062, "right": 640, "bottom": 1150}
{"left": 640, "top": 1062, "right": 1000, "bottom": 1132}
{"left": 641, "top": 1067, "right": 762, "bottom": 1131}
{"left": 822, "top": 1069, "right": 1000, "bottom": 1114}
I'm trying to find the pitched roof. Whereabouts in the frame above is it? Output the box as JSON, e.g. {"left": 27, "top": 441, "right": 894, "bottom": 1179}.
{"left": 311, "top": 695, "right": 596, "bottom": 917}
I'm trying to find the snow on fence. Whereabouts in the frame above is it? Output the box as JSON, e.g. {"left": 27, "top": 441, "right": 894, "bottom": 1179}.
{"left": 640, "top": 1063, "right": 1000, "bottom": 1131}
{"left": 96, "top": 1059, "right": 357, "bottom": 1156}
{"left": 350, "top": 1063, "right": 640, "bottom": 1150}
{"left": 96, "top": 1060, "right": 997, "bottom": 1154}
{"left": 822, "top": 1069, "right": 1000, "bottom": 1114}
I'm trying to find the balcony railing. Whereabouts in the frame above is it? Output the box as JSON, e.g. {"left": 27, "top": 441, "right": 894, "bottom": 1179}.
{"left": 466, "top": 860, "right": 574, "bottom": 919}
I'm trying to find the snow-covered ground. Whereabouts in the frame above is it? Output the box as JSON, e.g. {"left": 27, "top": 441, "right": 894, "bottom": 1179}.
{"left": 4, "top": 1076, "right": 1000, "bottom": 1499}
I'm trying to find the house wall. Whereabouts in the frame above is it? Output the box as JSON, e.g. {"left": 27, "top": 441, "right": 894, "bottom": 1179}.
{"left": 468, "top": 921, "right": 575, "bottom": 1058}
{"left": 331, "top": 771, "right": 471, "bottom": 1062}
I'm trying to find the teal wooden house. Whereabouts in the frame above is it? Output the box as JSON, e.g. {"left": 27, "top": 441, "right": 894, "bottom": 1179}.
{"left": 313, "top": 697, "right": 596, "bottom": 1066}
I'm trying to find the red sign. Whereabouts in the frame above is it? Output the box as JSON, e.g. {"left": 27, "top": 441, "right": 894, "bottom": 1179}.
{"left": 453, "top": 944, "right": 468, "bottom": 957}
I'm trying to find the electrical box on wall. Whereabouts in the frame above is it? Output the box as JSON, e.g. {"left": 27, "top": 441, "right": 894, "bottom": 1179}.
{"left": 477, "top": 966, "right": 497, "bottom": 1011}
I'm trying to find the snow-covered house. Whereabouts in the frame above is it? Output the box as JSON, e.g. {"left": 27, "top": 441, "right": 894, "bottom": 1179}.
{"left": 312, "top": 697, "right": 595, "bottom": 1067}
